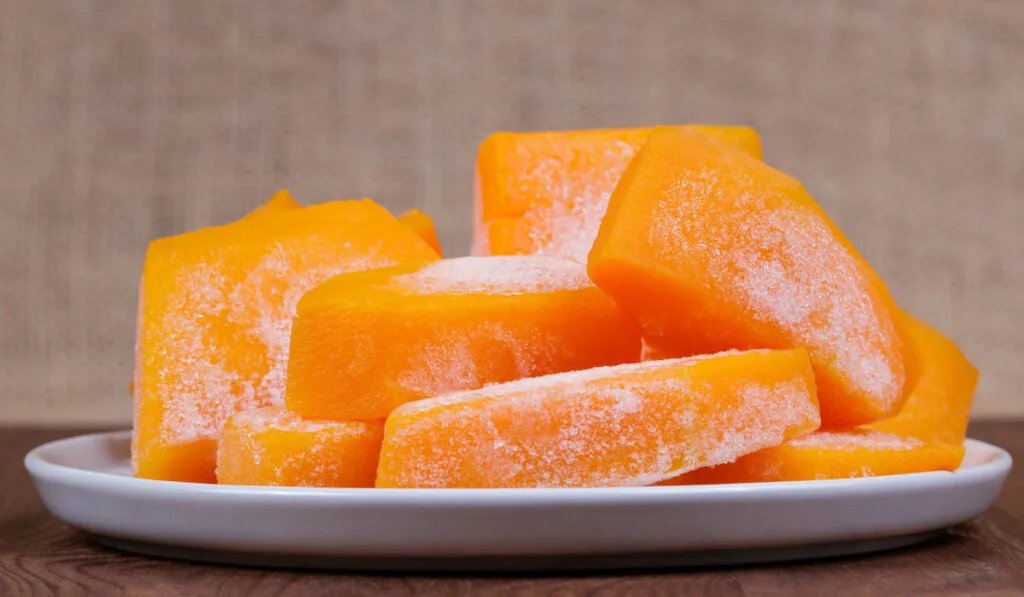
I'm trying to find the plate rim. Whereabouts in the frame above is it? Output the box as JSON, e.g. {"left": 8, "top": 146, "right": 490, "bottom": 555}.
{"left": 25, "top": 430, "right": 1014, "bottom": 503}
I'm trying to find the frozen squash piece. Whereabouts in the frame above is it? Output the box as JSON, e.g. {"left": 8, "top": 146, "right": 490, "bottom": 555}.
{"left": 472, "top": 125, "right": 762, "bottom": 260}
{"left": 286, "top": 256, "right": 641, "bottom": 421}
{"left": 866, "top": 312, "right": 978, "bottom": 444}
{"left": 132, "top": 199, "right": 439, "bottom": 483}
{"left": 661, "top": 429, "right": 965, "bottom": 484}
{"left": 216, "top": 407, "right": 384, "bottom": 487}
{"left": 588, "top": 126, "right": 917, "bottom": 428}
{"left": 241, "top": 189, "right": 301, "bottom": 221}
{"left": 376, "top": 348, "right": 820, "bottom": 488}
{"left": 397, "top": 208, "right": 443, "bottom": 256}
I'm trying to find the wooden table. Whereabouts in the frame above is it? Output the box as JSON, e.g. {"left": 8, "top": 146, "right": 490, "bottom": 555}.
{"left": 2, "top": 423, "right": 1022, "bottom": 596}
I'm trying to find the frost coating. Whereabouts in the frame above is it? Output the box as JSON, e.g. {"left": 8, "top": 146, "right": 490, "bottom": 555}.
{"left": 788, "top": 430, "right": 925, "bottom": 451}
{"left": 155, "top": 247, "right": 380, "bottom": 445}
{"left": 392, "top": 256, "right": 592, "bottom": 295}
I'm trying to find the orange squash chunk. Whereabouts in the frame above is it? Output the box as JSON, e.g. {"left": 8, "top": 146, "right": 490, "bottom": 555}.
{"left": 472, "top": 125, "right": 762, "bottom": 260}
{"left": 132, "top": 199, "right": 438, "bottom": 483}
{"left": 286, "top": 256, "right": 641, "bottom": 421}
{"left": 588, "top": 126, "right": 917, "bottom": 428}
{"left": 216, "top": 407, "right": 384, "bottom": 487}
{"left": 867, "top": 312, "right": 978, "bottom": 444}
{"left": 376, "top": 348, "right": 820, "bottom": 488}
{"left": 662, "top": 430, "right": 965, "bottom": 484}
{"left": 397, "top": 208, "right": 443, "bottom": 256}
{"left": 241, "top": 189, "right": 301, "bottom": 221}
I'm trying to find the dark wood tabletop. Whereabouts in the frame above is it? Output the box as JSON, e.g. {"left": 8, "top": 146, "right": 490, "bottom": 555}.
{"left": 2, "top": 423, "right": 1022, "bottom": 596}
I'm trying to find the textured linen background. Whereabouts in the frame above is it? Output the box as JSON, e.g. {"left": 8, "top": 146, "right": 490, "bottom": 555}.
{"left": 2, "top": 0, "right": 1021, "bottom": 424}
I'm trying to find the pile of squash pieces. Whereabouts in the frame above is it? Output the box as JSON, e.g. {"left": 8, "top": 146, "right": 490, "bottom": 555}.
{"left": 130, "top": 125, "right": 975, "bottom": 489}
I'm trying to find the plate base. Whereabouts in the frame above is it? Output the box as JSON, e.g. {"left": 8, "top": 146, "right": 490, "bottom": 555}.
{"left": 99, "top": 531, "right": 944, "bottom": 572}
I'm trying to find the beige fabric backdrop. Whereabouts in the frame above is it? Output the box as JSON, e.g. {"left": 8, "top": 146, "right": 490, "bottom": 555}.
{"left": 1, "top": 0, "right": 1021, "bottom": 424}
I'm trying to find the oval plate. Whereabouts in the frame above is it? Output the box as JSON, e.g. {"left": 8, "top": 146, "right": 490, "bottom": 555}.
{"left": 25, "top": 431, "right": 1011, "bottom": 571}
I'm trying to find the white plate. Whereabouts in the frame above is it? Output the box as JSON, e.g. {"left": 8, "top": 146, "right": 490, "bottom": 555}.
{"left": 25, "top": 431, "right": 1011, "bottom": 571}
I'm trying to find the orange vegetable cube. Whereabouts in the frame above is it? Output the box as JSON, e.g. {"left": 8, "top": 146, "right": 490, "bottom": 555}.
{"left": 132, "top": 199, "right": 438, "bottom": 483}
{"left": 588, "top": 126, "right": 917, "bottom": 428}
{"left": 376, "top": 348, "right": 820, "bottom": 488}
{"left": 397, "top": 208, "right": 443, "bottom": 256}
{"left": 662, "top": 429, "right": 965, "bottom": 484}
{"left": 216, "top": 407, "right": 384, "bottom": 487}
{"left": 472, "top": 125, "right": 762, "bottom": 260}
{"left": 866, "top": 312, "right": 978, "bottom": 444}
{"left": 241, "top": 189, "right": 301, "bottom": 221}
{"left": 286, "top": 256, "right": 641, "bottom": 421}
